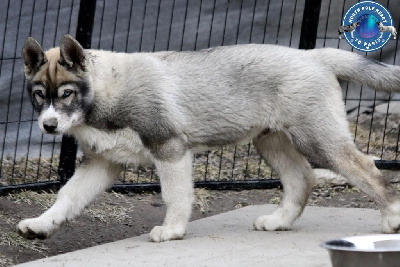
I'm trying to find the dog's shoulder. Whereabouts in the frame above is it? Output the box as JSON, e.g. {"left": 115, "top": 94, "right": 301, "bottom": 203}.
{"left": 68, "top": 124, "right": 148, "bottom": 160}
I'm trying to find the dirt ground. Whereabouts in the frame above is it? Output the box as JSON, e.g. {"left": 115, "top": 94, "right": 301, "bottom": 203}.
{"left": 0, "top": 183, "right": 399, "bottom": 266}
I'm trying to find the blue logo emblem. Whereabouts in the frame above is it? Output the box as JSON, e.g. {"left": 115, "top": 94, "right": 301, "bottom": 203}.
{"left": 339, "top": 1, "right": 397, "bottom": 52}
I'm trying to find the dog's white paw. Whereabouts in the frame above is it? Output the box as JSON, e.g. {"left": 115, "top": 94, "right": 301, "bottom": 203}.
{"left": 382, "top": 214, "right": 400, "bottom": 234}
{"left": 149, "top": 225, "right": 186, "bottom": 242}
{"left": 17, "top": 217, "right": 60, "bottom": 240}
{"left": 381, "top": 202, "right": 400, "bottom": 233}
{"left": 253, "top": 215, "right": 292, "bottom": 231}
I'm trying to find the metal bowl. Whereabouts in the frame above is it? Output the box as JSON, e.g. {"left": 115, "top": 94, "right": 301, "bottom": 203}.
{"left": 321, "top": 235, "right": 400, "bottom": 267}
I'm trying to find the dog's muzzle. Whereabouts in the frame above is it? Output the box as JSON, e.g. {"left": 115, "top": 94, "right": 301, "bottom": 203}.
{"left": 42, "top": 118, "right": 58, "bottom": 134}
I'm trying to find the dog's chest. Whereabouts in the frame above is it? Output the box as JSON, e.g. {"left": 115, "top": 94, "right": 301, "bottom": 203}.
{"left": 69, "top": 126, "right": 152, "bottom": 165}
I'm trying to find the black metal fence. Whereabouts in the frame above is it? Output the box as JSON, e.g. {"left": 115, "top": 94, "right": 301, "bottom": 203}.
{"left": 0, "top": 0, "right": 399, "bottom": 194}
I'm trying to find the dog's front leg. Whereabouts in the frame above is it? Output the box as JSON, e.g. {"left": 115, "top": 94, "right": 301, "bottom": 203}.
{"left": 149, "top": 151, "right": 194, "bottom": 242}
{"left": 17, "top": 156, "right": 122, "bottom": 239}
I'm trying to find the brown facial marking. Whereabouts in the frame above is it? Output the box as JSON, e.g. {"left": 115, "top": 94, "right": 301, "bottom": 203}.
{"left": 31, "top": 48, "right": 81, "bottom": 95}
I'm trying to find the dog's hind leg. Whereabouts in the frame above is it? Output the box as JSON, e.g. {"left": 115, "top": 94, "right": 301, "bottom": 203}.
{"left": 253, "top": 131, "right": 316, "bottom": 231}
{"left": 17, "top": 155, "right": 122, "bottom": 239}
{"left": 323, "top": 144, "right": 400, "bottom": 233}
{"left": 291, "top": 118, "right": 400, "bottom": 233}
{"left": 149, "top": 151, "right": 194, "bottom": 242}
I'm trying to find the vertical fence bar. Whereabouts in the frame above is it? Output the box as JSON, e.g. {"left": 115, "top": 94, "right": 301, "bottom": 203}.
{"left": 298, "top": 0, "right": 322, "bottom": 49}
{"left": 0, "top": 0, "right": 11, "bottom": 180}
{"left": 75, "top": 0, "right": 97, "bottom": 49}
{"left": 58, "top": 0, "right": 97, "bottom": 184}
{"left": 58, "top": 135, "right": 78, "bottom": 183}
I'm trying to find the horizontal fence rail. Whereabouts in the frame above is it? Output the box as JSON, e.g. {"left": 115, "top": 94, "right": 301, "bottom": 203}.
{"left": 0, "top": 0, "right": 400, "bottom": 195}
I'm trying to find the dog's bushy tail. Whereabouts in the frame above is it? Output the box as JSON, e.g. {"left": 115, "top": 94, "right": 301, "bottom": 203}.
{"left": 313, "top": 48, "right": 400, "bottom": 92}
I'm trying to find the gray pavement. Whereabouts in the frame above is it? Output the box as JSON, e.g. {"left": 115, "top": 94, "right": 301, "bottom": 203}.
{"left": 17, "top": 204, "right": 384, "bottom": 267}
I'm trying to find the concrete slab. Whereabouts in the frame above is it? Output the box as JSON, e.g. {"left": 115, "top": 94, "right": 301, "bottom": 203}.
{"left": 17, "top": 205, "right": 383, "bottom": 267}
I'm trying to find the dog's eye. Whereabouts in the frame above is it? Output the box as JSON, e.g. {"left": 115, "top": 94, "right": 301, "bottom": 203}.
{"left": 63, "top": 90, "right": 73, "bottom": 98}
{"left": 34, "top": 91, "right": 44, "bottom": 98}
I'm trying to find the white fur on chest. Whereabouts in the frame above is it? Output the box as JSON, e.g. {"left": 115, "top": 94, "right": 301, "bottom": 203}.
{"left": 68, "top": 126, "right": 153, "bottom": 165}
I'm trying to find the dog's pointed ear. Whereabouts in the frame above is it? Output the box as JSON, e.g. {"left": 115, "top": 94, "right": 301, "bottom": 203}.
{"left": 59, "top": 34, "right": 86, "bottom": 71}
{"left": 22, "top": 37, "right": 47, "bottom": 77}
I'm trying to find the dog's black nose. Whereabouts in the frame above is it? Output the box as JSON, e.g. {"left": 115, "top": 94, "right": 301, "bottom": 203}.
{"left": 43, "top": 119, "right": 58, "bottom": 133}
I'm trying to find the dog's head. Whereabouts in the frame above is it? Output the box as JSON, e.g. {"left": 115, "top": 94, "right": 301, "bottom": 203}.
{"left": 22, "top": 35, "right": 93, "bottom": 135}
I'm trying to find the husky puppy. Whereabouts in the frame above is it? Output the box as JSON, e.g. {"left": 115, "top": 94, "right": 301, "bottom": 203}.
{"left": 377, "top": 22, "right": 397, "bottom": 39}
{"left": 338, "top": 22, "right": 359, "bottom": 39}
{"left": 17, "top": 35, "right": 400, "bottom": 242}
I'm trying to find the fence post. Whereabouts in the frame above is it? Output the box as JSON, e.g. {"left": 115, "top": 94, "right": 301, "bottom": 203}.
{"left": 57, "top": 0, "right": 97, "bottom": 184}
{"left": 58, "top": 136, "right": 78, "bottom": 184}
{"left": 299, "top": 0, "right": 322, "bottom": 49}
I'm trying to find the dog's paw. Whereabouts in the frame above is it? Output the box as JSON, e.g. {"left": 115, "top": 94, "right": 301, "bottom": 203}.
{"left": 382, "top": 214, "right": 400, "bottom": 234}
{"left": 253, "top": 215, "right": 292, "bottom": 231}
{"left": 16, "top": 217, "right": 59, "bottom": 240}
{"left": 149, "top": 225, "right": 186, "bottom": 242}
{"left": 381, "top": 202, "right": 400, "bottom": 234}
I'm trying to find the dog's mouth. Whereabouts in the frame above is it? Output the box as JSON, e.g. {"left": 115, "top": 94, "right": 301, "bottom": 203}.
{"left": 44, "top": 129, "right": 62, "bottom": 135}
{"left": 40, "top": 125, "right": 62, "bottom": 135}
